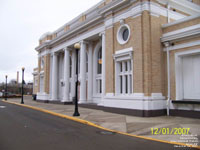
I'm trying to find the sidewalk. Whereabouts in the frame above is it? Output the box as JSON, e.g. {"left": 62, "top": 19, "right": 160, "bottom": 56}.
{"left": 4, "top": 96, "right": 200, "bottom": 147}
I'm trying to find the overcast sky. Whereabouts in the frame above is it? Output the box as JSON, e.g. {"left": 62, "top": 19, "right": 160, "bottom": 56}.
{"left": 0, "top": 0, "right": 102, "bottom": 83}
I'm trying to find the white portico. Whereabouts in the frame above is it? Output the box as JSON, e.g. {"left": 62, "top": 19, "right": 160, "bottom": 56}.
{"left": 48, "top": 32, "right": 105, "bottom": 105}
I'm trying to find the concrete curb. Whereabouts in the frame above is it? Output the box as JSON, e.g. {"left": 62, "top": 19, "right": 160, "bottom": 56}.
{"left": 2, "top": 100, "right": 199, "bottom": 149}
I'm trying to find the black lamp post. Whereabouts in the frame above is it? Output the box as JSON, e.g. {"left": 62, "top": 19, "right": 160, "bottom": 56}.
{"left": 21, "top": 67, "right": 25, "bottom": 104}
{"left": 73, "top": 43, "right": 80, "bottom": 116}
{"left": 5, "top": 75, "right": 8, "bottom": 100}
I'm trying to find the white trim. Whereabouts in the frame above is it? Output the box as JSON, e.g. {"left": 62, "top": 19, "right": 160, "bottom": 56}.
{"left": 115, "top": 47, "right": 133, "bottom": 55}
{"left": 157, "top": 0, "right": 200, "bottom": 15}
{"left": 102, "top": 93, "right": 166, "bottom": 110}
{"left": 99, "top": 0, "right": 130, "bottom": 15}
{"left": 113, "top": 48, "right": 133, "bottom": 62}
{"left": 105, "top": 93, "right": 165, "bottom": 100}
{"left": 52, "top": 16, "right": 102, "bottom": 45}
{"left": 163, "top": 24, "right": 200, "bottom": 37}
{"left": 117, "top": 24, "right": 131, "bottom": 45}
{"left": 175, "top": 49, "right": 200, "bottom": 100}
{"left": 162, "top": 14, "right": 200, "bottom": 28}
{"left": 161, "top": 24, "right": 200, "bottom": 42}
{"left": 52, "top": 25, "right": 105, "bottom": 53}
{"left": 52, "top": 0, "right": 104, "bottom": 34}
{"left": 36, "top": 1, "right": 187, "bottom": 52}
{"left": 163, "top": 40, "right": 200, "bottom": 51}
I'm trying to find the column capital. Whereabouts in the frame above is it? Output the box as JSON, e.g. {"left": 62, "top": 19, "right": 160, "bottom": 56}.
{"left": 80, "top": 40, "right": 89, "bottom": 45}
{"left": 163, "top": 42, "right": 170, "bottom": 48}
{"left": 99, "top": 31, "right": 105, "bottom": 37}
{"left": 53, "top": 52, "right": 59, "bottom": 56}
{"left": 63, "top": 47, "right": 72, "bottom": 51}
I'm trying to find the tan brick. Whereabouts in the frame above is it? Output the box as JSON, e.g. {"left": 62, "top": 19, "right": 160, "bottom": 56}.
{"left": 192, "top": 0, "right": 200, "bottom": 5}
{"left": 105, "top": 27, "right": 114, "bottom": 93}
{"left": 44, "top": 54, "right": 50, "bottom": 94}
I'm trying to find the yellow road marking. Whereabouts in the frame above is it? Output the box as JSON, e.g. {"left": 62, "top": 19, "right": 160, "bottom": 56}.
{"left": 2, "top": 100, "right": 200, "bottom": 149}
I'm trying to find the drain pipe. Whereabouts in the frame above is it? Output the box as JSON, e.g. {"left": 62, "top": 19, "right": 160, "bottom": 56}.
{"left": 165, "top": 42, "right": 171, "bottom": 116}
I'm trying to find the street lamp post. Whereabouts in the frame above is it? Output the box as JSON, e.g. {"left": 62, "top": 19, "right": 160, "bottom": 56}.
{"left": 21, "top": 67, "right": 25, "bottom": 104}
{"left": 73, "top": 43, "right": 80, "bottom": 116}
{"left": 5, "top": 75, "right": 8, "bottom": 100}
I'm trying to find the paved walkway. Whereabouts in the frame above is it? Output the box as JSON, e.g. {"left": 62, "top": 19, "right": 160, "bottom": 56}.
{"left": 3, "top": 96, "right": 200, "bottom": 147}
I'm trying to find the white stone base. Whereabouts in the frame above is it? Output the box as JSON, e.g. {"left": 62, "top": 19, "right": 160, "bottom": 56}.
{"left": 100, "top": 93, "right": 166, "bottom": 110}
{"left": 37, "top": 92, "right": 49, "bottom": 100}
{"left": 61, "top": 100, "right": 72, "bottom": 103}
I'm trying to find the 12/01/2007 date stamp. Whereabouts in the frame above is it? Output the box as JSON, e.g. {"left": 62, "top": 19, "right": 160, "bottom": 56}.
{"left": 151, "top": 128, "right": 190, "bottom": 135}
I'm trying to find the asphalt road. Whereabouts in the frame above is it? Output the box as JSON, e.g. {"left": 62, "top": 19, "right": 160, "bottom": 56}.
{"left": 0, "top": 100, "right": 196, "bottom": 150}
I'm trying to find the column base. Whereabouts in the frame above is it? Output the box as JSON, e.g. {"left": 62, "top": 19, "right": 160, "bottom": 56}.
{"left": 61, "top": 99, "right": 71, "bottom": 103}
{"left": 78, "top": 100, "right": 87, "bottom": 104}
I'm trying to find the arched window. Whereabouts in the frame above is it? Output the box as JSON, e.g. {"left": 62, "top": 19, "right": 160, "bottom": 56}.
{"left": 97, "top": 47, "right": 102, "bottom": 74}
{"left": 96, "top": 47, "right": 102, "bottom": 94}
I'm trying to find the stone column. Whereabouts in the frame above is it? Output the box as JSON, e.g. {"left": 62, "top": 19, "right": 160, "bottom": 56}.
{"left": 62, "top": 48, "right": 70, "bottom": 102}
{"left": 79, "top": 41, "right": 87, "bottom": 103}
{"left": 52, "top": 52, "right": 58, "bottom": 100}
{"left": 71, "top": 50, "right": 76, "bottom": 99}
{"left": 88, "top": 42, "right": 93, "bottom": 102}
{"left": 101, "top": 32, "right": 106, "bottom": 97}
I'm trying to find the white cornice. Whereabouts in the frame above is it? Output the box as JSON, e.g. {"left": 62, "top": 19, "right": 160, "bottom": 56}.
{"left": 104, "top": 1, "right": 186, "bottom": 30}
{"left": 157, "top": 0, "right": 200, "bottom": 15}
{"left": 113, "top": 47, "right": 133, "bottom": 61}
{"left": 51, "top": 16, "right": 103, "bottom": 45}
{"left": 52, "top": 0, "right": 104, "bottom": 34}
{"left": 99, "top": 0, "right": 131, "bottom": 15}
{"left": 36, "top": 1, "right": 189, "bottom": 52}
{"left": 52, "top": 25, "right": 105, "bottom": 53}
{"left": 162, "top": 14, "right": 200, "bottom": 28}
{"left": 161, "top": 24, "right": 200, "bottom": 42}
{"left": 115, "top": 47, "right": 133, "bottom": 55}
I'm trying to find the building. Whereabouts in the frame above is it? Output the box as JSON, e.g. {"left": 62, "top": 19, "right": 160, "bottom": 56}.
{"left": 33, "top": 0, "right": 200, "bottom": 117}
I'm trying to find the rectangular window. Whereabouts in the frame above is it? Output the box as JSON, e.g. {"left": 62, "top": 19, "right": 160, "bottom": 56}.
{"left": 96, "top": 79, "right": 102, "bottom": 94}
{"left": 100, "top": 80, "right": 102, "bottom": 93}
{"left": 120, "top": 62, "right": 123, "bottom": 72}
{"left": 70, "top": 57, "right": 72, "bottom": 78}
{"left": 117, "top": 60, "right": 132, "bottom": 95}
{"left": 125, "top": 61, "right": 128, "bottom": 71}
{"left": 125, "top": 75, "right": 128, "bottom": 94}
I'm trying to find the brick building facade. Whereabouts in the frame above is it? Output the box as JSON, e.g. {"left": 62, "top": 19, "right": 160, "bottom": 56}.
{"left": 33, "top": 0, "right": 200, "bottom": 117}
